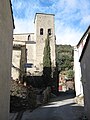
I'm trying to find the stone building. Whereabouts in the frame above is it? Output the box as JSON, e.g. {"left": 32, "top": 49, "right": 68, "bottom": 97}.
{"left": 12, "top": 13, "right": 56, "bottom": 80}
{"left": 0, "top": 0, "right": 14, "bottom": 120}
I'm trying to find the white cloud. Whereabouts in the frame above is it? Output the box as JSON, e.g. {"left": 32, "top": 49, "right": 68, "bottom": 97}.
{"left": 14, "top": 18, "right": 34, "bottom": 34}
{"left": 56, "top": 29, "right": 82, "bottom": 46}
{"left": 80, "top": 15, "right": 90, "bottom": 25}
{"left": 12, "top": 0, "right": 90, "bottom": 45}
{"left": 55, "top": 21, "right": 83, "bottom": 45}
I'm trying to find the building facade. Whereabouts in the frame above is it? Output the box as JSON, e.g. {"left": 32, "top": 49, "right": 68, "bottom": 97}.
{"left": 0, "top": 0, "right": 14, "bottom": 119}
{"left": 74, "top": 26, "right": 90, "bottom": 97}
{"left": 79, "top": 28, "right": 90, "bottom": 119}
{"left": 12, "top": 13, "right": 56, "bottom": 80}
{"left": 74, "top": 46, "right": 83, "bottom": 96}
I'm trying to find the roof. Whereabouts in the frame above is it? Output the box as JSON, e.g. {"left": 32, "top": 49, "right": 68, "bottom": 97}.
{"left": 9, "top": 0, "right": 15, "bottom": 29}
{"left": 77, "top": 25, "right": 90, "bottom": 47}
{"left": 34, "top": 13, "right": 55, "bottom": 23}
{"left": 14, "top": 33, "right": 34, "bottom": 35}
{"left": 79, "top": 33, "right": 90, "bottom": 62}
{"left": 13, "top": 44, "right": 25, "bottom": 50}
{"left": 26, "top": 41, "right": 36, "bottom": 44}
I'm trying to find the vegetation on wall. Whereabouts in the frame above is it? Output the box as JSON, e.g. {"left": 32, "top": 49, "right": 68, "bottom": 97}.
{"left": 43, "top": 35, "right": 52, "bottom": 87}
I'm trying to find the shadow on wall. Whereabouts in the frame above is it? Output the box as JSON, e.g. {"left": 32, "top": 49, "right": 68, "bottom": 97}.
{"left": 23, "top": 76, "right": 45, "bottom": 88}
{"left": 23, "top": 66, "right": 53, "bottom": 88}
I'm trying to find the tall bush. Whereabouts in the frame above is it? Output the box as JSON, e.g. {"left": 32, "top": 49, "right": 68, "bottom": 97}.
{"left": 43, "top": 35, "right": 51, "bottom": 87}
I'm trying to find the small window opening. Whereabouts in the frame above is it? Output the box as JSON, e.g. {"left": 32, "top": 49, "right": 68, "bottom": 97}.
{"left": 40, "top": 28, "right": 43, "bottom": 35}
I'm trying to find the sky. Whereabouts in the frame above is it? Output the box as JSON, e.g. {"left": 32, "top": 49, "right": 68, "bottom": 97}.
{"left": 11, "top": 0, "right": 90, "bottom": 45}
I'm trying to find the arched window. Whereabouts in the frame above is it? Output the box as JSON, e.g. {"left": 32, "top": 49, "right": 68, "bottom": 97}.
{"left": 48, "top": 29, "right": 51, "bottom": 35}
{"left": 40, "top": 28, "right": 43, "bottom": 35}
{"left": 28, "top": 34, "right": 30, "bottom": 41}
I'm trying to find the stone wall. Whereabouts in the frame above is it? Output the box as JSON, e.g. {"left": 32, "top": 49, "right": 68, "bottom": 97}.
{"left": 12, "top": 50, "right": 21, "bottom": 80}
{"left": 10, "top": 80, "right": 37, "bottom": 112}
{"left": 10, "top": 80, "right": 51, "bottom": 112}
{"left": 0, "top": 0, "right": 14, "bottom": 119}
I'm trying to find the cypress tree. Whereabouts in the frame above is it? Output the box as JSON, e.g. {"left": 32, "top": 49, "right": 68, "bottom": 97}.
{"left": 43, "top": 35, "right": 52, "bottom": 87}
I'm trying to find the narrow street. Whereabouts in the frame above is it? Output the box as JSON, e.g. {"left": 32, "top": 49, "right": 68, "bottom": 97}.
{"left": 21, "top": 91, "right": 84, "bottom": 120}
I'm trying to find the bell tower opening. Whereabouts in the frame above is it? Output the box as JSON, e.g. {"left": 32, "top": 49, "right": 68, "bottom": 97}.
{"left": 40, "top": 28, "right": 43, "bottom": 35}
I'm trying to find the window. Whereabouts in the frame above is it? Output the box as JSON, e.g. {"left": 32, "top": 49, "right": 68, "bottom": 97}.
{"left": 48, "top": 29, "right": 51, "bottom": 35}
{"left": 28, "top": 34, "right": 30, "bottom": 41}
{"left": 40, "top": 28, "right": 43, "bottom": 35}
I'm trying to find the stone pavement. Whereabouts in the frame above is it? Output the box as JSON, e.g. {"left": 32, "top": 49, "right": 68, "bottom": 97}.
{"left": 19, "top": 92, "right": 85, "bottom": 120}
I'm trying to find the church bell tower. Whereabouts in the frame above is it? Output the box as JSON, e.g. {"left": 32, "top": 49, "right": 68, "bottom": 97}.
{"left": 34, "top": 13, "right": 56, "bottom": 72}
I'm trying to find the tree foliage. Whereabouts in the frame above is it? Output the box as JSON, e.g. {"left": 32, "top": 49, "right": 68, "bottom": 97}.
{"left": 66, "top": 70, "right": 74, "bottom": 79}
{"left": 56, "top": 45, "right": 74, "bottom": 72}
{"left": 43, "top": 35, "right": 51, "bottom": 86}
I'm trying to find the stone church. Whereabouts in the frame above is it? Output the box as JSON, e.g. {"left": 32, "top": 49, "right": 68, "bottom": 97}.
{"left": 12, "top": 13, "right": 56, "bottom": 80}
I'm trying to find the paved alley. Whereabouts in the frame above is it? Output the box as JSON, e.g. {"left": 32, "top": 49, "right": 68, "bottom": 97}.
{"left": 21, "top": 92, "right": 84, "bottom": 120}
